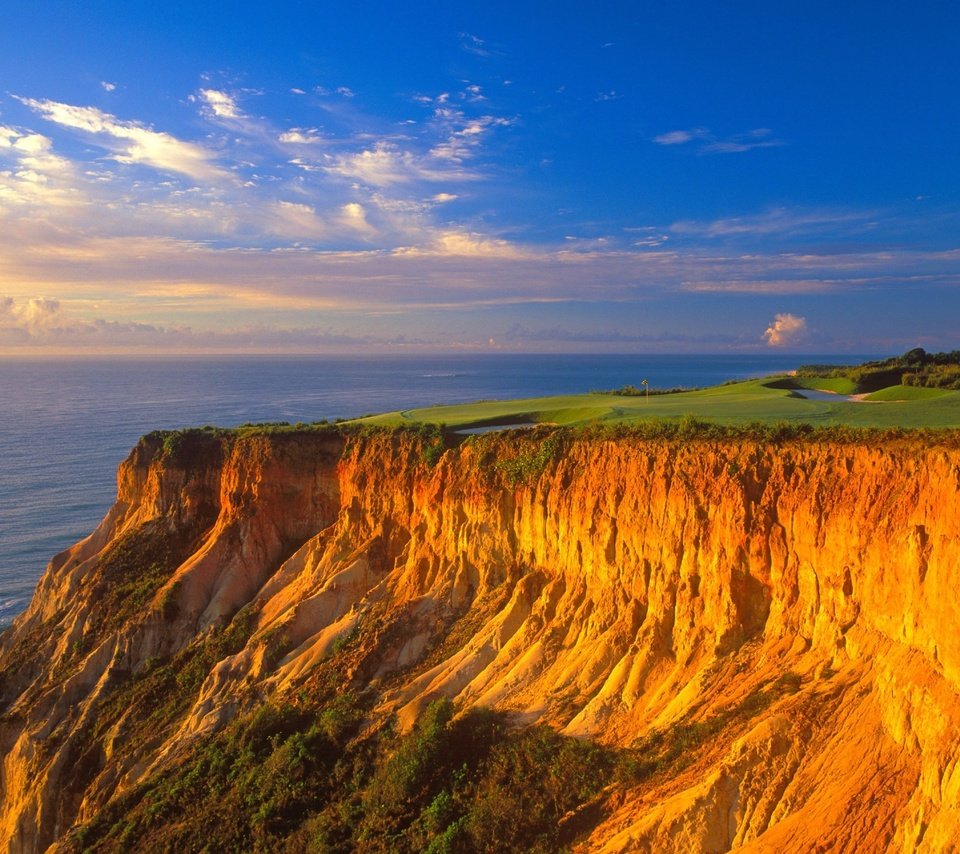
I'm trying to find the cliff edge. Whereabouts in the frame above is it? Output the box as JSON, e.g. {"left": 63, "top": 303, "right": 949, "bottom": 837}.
{"left": 1, "top": 426, "right": 959, "bottom": 852}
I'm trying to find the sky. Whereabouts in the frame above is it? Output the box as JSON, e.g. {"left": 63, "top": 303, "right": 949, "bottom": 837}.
{"left": 0, "top": 0, "right": 958, "bottom": 355}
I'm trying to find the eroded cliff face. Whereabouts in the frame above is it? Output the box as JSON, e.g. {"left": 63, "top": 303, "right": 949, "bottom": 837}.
{"left": 1, "top": 428, "right": 959, "bottom": 852}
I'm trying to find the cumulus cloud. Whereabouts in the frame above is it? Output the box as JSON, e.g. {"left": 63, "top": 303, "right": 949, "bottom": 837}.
{"left": 0, "top": 296, "right": 73, "bottom": 339}
{"left": 0, "top": 125, "right": 79, "bottom": 207}
{"left": 197, "top": 88, "right": 242, "bottom": 119}
{"left": 100, "top": 81, "right": 117, "bottom": 92}
{"left": 17, "top": 97, "right": 225, "bottom": 180}
{"left": 0, "top": 293, "right": 374, "bottom": 351}
{"left": 763, "top": 313, "right": 807, "bottom": 347}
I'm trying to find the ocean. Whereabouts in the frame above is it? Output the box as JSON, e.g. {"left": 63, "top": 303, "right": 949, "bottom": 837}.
{"left": 0, "top": 353, "right": 865, "bottom": 627}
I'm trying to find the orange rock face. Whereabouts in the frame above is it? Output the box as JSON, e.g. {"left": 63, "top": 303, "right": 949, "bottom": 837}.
{"left": 1, "top": 428, "right": 959, "bottom": 851}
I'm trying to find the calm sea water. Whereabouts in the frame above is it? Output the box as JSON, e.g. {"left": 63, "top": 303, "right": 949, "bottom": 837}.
{"left": 0, "top": 353, "right": 866, "bottom": 627}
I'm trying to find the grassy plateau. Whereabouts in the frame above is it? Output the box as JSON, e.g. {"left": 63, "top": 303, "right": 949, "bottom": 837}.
{"left": 356, "top": 376, "right": 960, "bottom": 432}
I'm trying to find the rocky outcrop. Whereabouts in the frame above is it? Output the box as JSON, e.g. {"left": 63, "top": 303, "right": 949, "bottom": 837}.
{"left": 1, "top": 427, "right": 959, "bottom": 851}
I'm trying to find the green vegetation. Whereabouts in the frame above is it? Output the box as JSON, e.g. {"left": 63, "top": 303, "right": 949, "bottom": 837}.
{"left": 593, "top": 384, "right": 698, "bottom": 396}
{"left": 135, "top": 352, "right": 960, "bottom": 458}
{"left": 74, "top": 607, "right": 257, "bottom": 759}
{"left": 797, "top": 347, "right": 960, "bottom": 391}
{"left": 863, "top": 384, "right": 952, "bottom": 401}
{"left": 67, "top": 660, "right": 807, "bottom": 854}
{"left": 768, "top": 375, "right": 858, "bottom": 395}
{"left": 494, "top": 431, "right": 563, "bottom": 484}
{"left": 355, "top": 376, "right": 960, "bottom": 432}
{"left": 58, "top": 521, "right": 205, "bottom": 670}
{"left": 342, "top": 349, "right": 960, "bottom": 433}
{"left": 410, "top": 422, "right": 447, "bottom": 467}
{"left": 71, "top": 692, "right": 623, "bottom": 854}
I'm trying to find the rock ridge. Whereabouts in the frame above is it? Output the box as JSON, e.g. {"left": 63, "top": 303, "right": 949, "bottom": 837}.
{"left": 0, "top": 426, "right": 958, "bottom": 851}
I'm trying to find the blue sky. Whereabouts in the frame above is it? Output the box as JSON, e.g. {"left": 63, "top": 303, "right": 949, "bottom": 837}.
{"left": 0, "top": 0, "right": 957, "bottom": 354}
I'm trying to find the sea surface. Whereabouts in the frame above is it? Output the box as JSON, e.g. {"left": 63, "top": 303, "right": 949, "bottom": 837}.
{"left": 0, "top": 353, "right": 867, "bottom": 627}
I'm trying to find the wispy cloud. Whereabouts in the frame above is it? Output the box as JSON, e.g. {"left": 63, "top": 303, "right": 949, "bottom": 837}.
{"left": 670, "top": 207, "right": 875, "bottom": 239}
{"left": 17, "top": 97, "right": 227, "bottom": 180}
{"left": 314, "top": 85, "right": 357, "bottom": 98}
{"left": 324, "top": 141, "right": 474, "bottom": 185}
{"left": 459, "top": 32, "right": 491, "bottom": 57}
{"left": 462, "top": 84, "right": 486, "bottom": 103}
{"left": 653, "top": 129, "right": 703, "bottom": 145}
{"left": 654, "top": 126, "right": 783, "bottom": 155}
{"left": 3, "top": 80, "right": 956, "bottom": 354}
{"left": 278, "top": 128, "right": 326, "bottom": 145}
{"left": 429, "top": 114, "right": 512, "bottom": 163}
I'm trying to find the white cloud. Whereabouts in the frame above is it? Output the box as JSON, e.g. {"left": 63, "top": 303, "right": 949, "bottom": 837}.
{"left": 314, "top": 85, "right": 357, "bottom": 98}
{"left": 197, "top": 88, "right": 242, "bottom": 119}
{"left": 100, "top": 81, "right": 117, "bottom": 92}
{"left": 432, "top": 193, "right": 458, "bottom": 203}
{"left": 395, "top": 230, "right": 531, "bottom": 259}
{"left": 671, "top": 207, "right": 874, "bottom": 239}
{"left": 654, "top": 126, "right": 783, "bottom": 155}
{"left": 0, "top": 296, "right": 69, "bottom": 335}
{"left": 633, "top": 234, "right": 669, "bottom": 248}
{"left": 459, "top": 32, "right": 491, "bottom": 57}
{"left": 269, "top": 200, "right": 328, "bottom": 238}
{"left": 429, "top": 115, "right": 512, "bottom": 163}
{"left": 763, "top": 313, "right": 807, "bottom": 346}
{"left": 278, "top": 128, "right": 326, "bottom": 145}
{"left": 0, "top": 293, "right": 374, "bottom": 351}
{"left": 339, "top": 202, "right": 376, "bottom": 236}
{"left": 325, "top": 141, "right": 479, "bottom": 186}
{"left": 0, "top": 125, "right": 80, "bottom": 208}
{"left": 654, "top": 129, "right": 700, "bottom": 145}
{"left": 17, "top": 97, "right": 226, "bottom": 181}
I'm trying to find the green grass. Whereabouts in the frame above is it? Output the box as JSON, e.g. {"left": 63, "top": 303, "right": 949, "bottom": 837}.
{"left": 863, "top": 384, "right": 953, "bottom": 402}
{"left": 354, "top": 377, "right": 960, "bottom": 431}
{"left": 772, "top": 375, "right": 859, "bottom": 395}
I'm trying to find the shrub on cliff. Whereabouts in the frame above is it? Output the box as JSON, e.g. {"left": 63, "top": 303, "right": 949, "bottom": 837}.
{"left": 495, "top": 431, "right": 563, "bottom": 485}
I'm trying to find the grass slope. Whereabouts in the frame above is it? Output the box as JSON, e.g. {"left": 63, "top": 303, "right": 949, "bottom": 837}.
{"left": 863, "top": 385, "right": 953, "bottom": 402}
{"left": 357, "top": 378, "right": 960, "bottom": 430}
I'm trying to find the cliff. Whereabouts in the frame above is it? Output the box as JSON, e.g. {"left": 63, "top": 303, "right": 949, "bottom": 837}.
{"left": 1, "top": 426, "right": 959, "bottom": 851}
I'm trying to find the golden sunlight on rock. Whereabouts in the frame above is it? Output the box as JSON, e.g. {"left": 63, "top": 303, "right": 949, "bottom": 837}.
{"left": 1, "top": 427, "right": 959, "bottom": 851}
